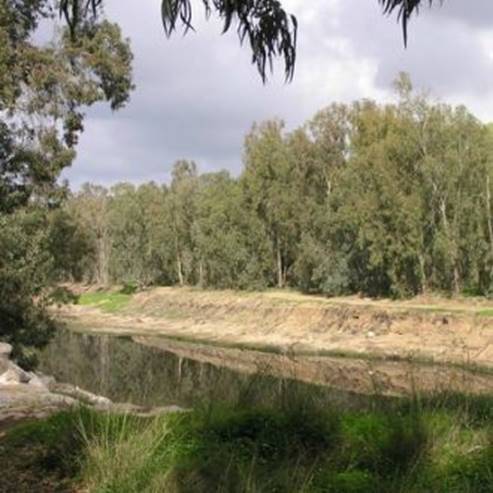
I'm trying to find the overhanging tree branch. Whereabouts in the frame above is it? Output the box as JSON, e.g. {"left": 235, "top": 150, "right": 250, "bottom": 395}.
{"left": 59, "top": 0, "right": 441, "bottom": 81}
{"left": 378, "top": 0, "right": 442, "bottom": 45}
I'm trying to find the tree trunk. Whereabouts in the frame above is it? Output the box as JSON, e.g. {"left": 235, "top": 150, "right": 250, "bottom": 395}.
{"left": 486, "top": 175, "right": 493, "bottom": 257}
{"left": 97, "top": 234, "right": 109, "bottom": 285}
{"left": 418, "top": 254, "right": 427, "bottom": 294}
{"left": 177, "top": 253, "right": 184, "bottom": 286}
{"left": 199, "top": 260, "right": 205, "bottom": 287}
{"left": 276, "top": 238, "right": 283, "bottom": 288}
{"left": 440, "top": 199, "right": 460, "bottom": 295}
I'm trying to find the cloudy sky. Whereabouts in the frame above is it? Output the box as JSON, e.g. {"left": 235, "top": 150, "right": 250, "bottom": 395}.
{"left": 62, "top": 0, "right": 493, "bottom": 188}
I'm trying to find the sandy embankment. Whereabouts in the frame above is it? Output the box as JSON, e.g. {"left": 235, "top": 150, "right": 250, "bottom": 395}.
{"left": 56, "top": 287, "right": 493, "bottom": 368}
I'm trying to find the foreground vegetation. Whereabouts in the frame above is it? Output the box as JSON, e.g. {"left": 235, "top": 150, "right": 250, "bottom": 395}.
{"left": 3, "top": 390, "right": 493, "bottom": 493}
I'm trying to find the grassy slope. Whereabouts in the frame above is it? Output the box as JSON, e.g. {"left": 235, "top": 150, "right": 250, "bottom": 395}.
{"left": 71, "top": 287, "right": 493, "bottom": 371}
{"left": 2, "top": 392, "right": 493, "bottom": 493}
{"left": 75, "top": 286, "right": 493, "bottom": 319}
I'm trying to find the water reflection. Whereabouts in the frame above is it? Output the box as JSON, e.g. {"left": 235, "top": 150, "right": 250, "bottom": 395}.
{"left": 39, "top": 329, "right": 364, "bottom": 409}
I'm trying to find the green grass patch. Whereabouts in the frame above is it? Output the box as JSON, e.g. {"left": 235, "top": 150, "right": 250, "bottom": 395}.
{"left": 78, "top": 291, "right": 132, "bottom": 313}
{"left": 4, "top": 392, "right": 493, "bottom": 492}
{"left": 75, "top": 395, "right": 493, "bottom": 492}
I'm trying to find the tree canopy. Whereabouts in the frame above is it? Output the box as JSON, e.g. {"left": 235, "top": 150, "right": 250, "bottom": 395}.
{"left": 49, "top": 74, "right": 493, "bottom": 299}
{"left": 59, "top": 0, "right": 437, "bottom": 82}
{"left": 0, "top": 0, "right": 133, "bottom": 365}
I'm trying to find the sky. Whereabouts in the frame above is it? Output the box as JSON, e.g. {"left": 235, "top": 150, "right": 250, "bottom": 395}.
{"left": 62, "top": 0, "right": 493, "bottom": 188}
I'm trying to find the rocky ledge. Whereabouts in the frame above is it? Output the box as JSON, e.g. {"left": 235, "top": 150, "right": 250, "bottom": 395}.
{"left": 0, "top": 342, "right": 182, "bottom": 429}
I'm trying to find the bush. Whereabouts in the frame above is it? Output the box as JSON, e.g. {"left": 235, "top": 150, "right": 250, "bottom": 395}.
{"left": 48, "top": 286, "right": 80, "bottom": 305}
{"left": 120, "top": 281, "right": 139, "bottom": 295}
{"left": 0, "top": 210, "right": 56, "bottom": 369}
{"left": 294, "top": 234, "right": 350, "bottom": 296}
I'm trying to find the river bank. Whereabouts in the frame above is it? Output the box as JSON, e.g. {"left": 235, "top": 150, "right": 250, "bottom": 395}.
{"left": 47, "top": 286, "right": 493, "bottom": 398}
{"left": 3, "top": 286, "right": 493, "bottom": 491}
{"left": 55, "top": 287, "right": 493, "bottom": 368}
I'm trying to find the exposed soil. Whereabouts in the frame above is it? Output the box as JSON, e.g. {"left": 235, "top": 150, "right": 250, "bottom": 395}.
{"left": 55, "top": 287, "right": 493, "bottom": 369}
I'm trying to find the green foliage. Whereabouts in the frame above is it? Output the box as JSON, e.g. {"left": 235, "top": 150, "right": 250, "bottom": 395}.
{"left": 341, "top": 413, "right": 427, "bottom": 475}
{"left": 60, "top": 0, "right": 297, "bottom": 82}
{"left": 59, "top": 1, "right": 438, "bottom": 84}
{"left": 120, "top": 281, "right": 139, "bottom": 295}
{"left": 48, "top": 286, "right": 80, "bottom": 305}
{"left": 6, "top": 391, "right": 493, "bottom": 492}
{"left": 47, "top": 73, "right": 493, "bottom": 299}
{"left": 48, "top": 208, "right": 95, "bottom": 282}
{"left": 294, "top": 235, "right": 350, "bottom": 296}
{"left": 0, "top": 209, "right": 56, "bottom": 368}
{"left": 0, "top": 0, "right": 133, "bottom": 367}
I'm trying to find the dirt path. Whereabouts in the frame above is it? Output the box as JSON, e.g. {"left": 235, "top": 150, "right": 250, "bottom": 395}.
{"left": 52, "top": 288, "right": 493, "bottom": 371}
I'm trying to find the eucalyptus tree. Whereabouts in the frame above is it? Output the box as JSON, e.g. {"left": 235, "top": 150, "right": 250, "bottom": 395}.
{"left": 69, "top": 184, "right": 111, "bottom": 284}
{"left": 0, "top": 0, "right": 133, "bottom": 363}
{"left": 332, "top": 99, "right": 426, "bottom": 297}
{"left": 58, "top": 0, "right": 437, "bottom": 82}
{"left": 135, "top": 182, "right": 175, "bottom": 286}
{"left": 242, "top": 120, "right": 301, "bottom": 288}
{"left": 417, "top": 104, "right": 490, "bottom": 294}
{"left": 106, "top": 182, "right": 173, "bottom": 286}
{"left": 289, "top": 105, "right": 352, "bottom": 295}
{"left": 47, "top": 206, "right": 95, "bottom": 282}
{"left": 0, "top": 1, "right": 133, "bottom": 212}
{"left": 193, "top": 171, "right": 271, "bottom": 289}
{"left": 167, "top": 160, "right": 199, "bottom": 286}
{"left": 108, "top": 183, "right": 146, "bottom": 284}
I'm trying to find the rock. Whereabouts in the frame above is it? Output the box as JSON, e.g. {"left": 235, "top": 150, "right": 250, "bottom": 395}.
{"left": 0, "top": 346, "right": 185, "bottom": 425}
{"left": 26, "top": 373, "right": 49, "bottom": 390}
{"left": 367, "top": 331, "right": 376, "bottom": 338}
{"left": 0, "top": 364, "right": 31, "bottom": 385}
{"left": 0, "top": 343, "right": 12, "bottom": 374}
{"left": 34, "top": 373, "right": 57, "bottom": 390}
{"left": 109, "top": 402, "right": 188, "bottom": 417}
{"left": 0, "top": 343, "right": 12, "bottom": 358}
{"left": 0, "top": 369, "right": 20, "bottom": 385}
{"left": 51, "top": 383, "right": 113, "bottom": 409}
{"left": 0, "top": 386, "right": 78, "bottom": 426}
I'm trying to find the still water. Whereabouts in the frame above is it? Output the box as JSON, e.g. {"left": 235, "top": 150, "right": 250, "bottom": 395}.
{"left": 39, "top": 328, "right": 493, "bottom": 409}
{"left": 38, "top": 329, "right": 367, "bottom": 409}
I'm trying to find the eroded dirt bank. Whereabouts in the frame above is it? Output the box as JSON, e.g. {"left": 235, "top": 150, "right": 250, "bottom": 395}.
{"left": 55, "top": 287, "right": 493, "bottom": 369}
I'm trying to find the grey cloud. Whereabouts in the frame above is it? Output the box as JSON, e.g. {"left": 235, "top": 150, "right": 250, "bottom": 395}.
{"left": 428, "top": 0, "right": 493, "bottom": 28}
{"left": 64, "top": 0, "right": 493, "bottom": 189}
{"left": 329, "top": 0, "right": 493, "bottom": 98}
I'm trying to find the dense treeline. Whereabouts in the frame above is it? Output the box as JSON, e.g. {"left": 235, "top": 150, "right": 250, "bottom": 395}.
{"left": 50, "top": 74, "right": 493, "bottom": 298}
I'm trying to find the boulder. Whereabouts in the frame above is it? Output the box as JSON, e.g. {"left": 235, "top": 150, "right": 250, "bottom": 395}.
{"left": 0, "top": 343, "right": 12, "bottom": 374}
{"left": 26, "top": 373, "right": 50, "bottom": 390}
{"left": 0, "top": 364, "right": 32, "bottom": 385}
{"left": 0, "top": 343, "right": 12, "bottom": 358}
{"left": 33, "top": 373, "right": 57, "bottom": 390}
{"left": 51, "top": 383, "right": 112, "bottom": 409}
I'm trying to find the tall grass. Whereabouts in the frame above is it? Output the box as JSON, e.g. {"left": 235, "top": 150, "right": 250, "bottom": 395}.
{"left": 3, "top": 388, "right": 493, "bottom": 492}
{"left": 73, "top": 390, "right": 493, "bottom": 492}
